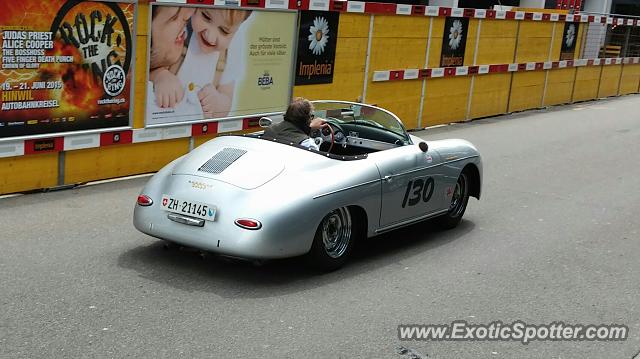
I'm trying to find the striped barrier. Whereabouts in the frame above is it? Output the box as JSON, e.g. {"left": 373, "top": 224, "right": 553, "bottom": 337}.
{"left": 152, "top": 0, "right": 640, "bottom": 25}
{"left": 0, "top": 117, "right": 263, "bottom": 158}
{"left": 372, "top": 57, "right": 640, "bottom": 82}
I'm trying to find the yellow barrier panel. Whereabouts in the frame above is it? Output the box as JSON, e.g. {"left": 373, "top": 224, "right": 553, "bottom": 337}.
{"left": 544, "top": 68, "right": 576, "bottom": 106}
{"left": 464, "top": 19, "right": 480, "bottom": 66}
{"left": 0, "top": 154, "right": 58, "bottom": 194}
{"left": 515, "top": 21, "right": 553, "bottom": 63}
{"left": 368, "top": 15, "right": 429, "bottom": 70}
{"left": 572, "top": 66, "right": 602, "bottom": 102}
{"left": 365, "top": 15, "right": 429, "bottom": 129}
{"left": 133, "top": 39, "right": 149, "bottom": 129}
{"left": 195, "top": 134, "right": 218, "bottom": 148}
{"left": 133, "top": 1, "right": 149, "bottom": 129}
{"left": 469, "top": 73, "right": 511, "bottom": 119}
{"left": 423, "top": 76, "right": 472, "bottom": 126}
{"left": 470, "top": 20, "right": 517, "bottom": 120}
{"left": 576, "top": 24, "right": 585, "bottom": 60}
{"left": 64, "top": 139, "right": 190, "bottom": 184}
{"left": 369, "top": 80, "right": 424, "bottom": 129}
{"left": 619, "top": 64, "right": 640, "bottom": 95}
{"left": 598, "top": 65, "right": 623, "bottom": 98}
{"left": 427, "top": 17, "right": 445, "bottom": 68}
{"left": 549, "top": 23, "right": 562, "bottom": 60}
{"left": 138, "top": 0, "right": 149, "bottom": 36}
{"left": 509, "top": 71, "right": 546, "bottom": 112}
{"left": 475, "top": 20, "right": 518, "bottom": 65}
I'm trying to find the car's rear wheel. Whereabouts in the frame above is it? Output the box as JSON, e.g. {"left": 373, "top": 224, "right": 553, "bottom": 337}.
{"left": 307, "top": 207, "right": 355, "bottom": 271}
{"left": 436, "top": 171, "right": 470, "bottom": 229}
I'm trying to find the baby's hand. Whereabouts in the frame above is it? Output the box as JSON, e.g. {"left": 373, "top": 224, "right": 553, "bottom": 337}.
{"left": 198, "top": 84, "right": 223, "bottom": 119}
{"left": 153, "top": 70, "right": 184, "bottom": 108}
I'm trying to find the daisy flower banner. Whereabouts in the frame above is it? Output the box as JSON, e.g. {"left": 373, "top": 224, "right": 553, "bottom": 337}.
{"left": 440, "top": 17, "right": 469, "bottom": 68}
{"left": 295, "top": 11, "right": 340, "bottom": 85}
{"left": 560, "top": 22, "right": 579, "bottom": 60}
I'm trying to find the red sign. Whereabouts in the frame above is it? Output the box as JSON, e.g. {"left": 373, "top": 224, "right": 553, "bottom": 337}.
{"left": 556, "top": 0, "right": 581, "bottom": 10}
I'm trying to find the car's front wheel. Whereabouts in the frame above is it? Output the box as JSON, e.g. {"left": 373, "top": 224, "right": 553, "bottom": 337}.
{"left": 307, "top": 207, "right": 355, "bottom": 271}
{"left": 436, "top": 171, "right": 470, "bottom": 229}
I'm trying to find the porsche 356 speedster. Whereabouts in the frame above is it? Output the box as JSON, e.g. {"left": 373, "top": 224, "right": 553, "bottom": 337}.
{"left": 133, "top": 101, "right": 482, "bottom": 270}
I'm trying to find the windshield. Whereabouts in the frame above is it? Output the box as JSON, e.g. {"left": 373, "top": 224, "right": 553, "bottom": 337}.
{"left": 311, "top": 101, "right": 409, "bottom": 141}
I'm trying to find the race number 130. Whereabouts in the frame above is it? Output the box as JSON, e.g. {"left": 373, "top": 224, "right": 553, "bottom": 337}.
{"left": 402, "top": 177, "right": 435, "bottom": 208}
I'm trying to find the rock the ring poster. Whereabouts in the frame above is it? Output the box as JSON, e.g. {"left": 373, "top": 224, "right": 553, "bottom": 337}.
{"left": 0, "top": 0, "right": 134, "bottom": 139}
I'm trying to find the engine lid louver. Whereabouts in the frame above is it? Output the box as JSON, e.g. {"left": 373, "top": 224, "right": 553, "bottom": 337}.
{"left": 198, "top": 148, "right": 247, "bottom": 174}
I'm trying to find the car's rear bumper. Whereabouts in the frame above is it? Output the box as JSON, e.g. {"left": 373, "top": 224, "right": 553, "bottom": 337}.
{"left": 133, "top": 204, "right": 310, "bottom": 259}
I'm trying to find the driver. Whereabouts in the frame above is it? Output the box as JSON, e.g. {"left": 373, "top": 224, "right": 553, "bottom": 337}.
{"left": 263, "top": 97, "right": 327, "bottom": 150}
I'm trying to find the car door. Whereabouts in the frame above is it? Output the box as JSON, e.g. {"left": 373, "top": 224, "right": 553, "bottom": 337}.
{"left": 373, "top": 144, "right": 444, "bottom": 229}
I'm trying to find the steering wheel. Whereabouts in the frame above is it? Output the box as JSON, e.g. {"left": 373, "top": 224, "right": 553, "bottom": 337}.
{"left": 321, "top": 122, "right": 335, "bottom": 153}
{"left": 320, "top": 118, "right": 345, "bottom": 154}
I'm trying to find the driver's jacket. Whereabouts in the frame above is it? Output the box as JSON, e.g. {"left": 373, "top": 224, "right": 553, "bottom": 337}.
{"left": 263, "top": 120, "right": 311, "bottom": 147}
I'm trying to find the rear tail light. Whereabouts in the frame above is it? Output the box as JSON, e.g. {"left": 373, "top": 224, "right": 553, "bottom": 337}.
{"left": 234, "top": 218, "right": 262, "bottom": 230}
{"left": 137, "top": 194, "right": 153, "bottom": 206}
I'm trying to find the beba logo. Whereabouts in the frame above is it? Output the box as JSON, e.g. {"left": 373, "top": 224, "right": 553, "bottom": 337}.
{"left": 257, "top": 72, "right": 274, "bottom": 88}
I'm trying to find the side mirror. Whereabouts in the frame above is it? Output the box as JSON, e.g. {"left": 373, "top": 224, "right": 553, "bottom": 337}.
{"left": 259, "top": 117, "right": 273, "bottom": 128}
{"left": 418, "top": 142, "right": 429, "bottom": 152}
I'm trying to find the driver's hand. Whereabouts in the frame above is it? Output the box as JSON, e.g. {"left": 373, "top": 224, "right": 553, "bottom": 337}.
{"left": 309, "top": 117, "right": 327, "bottom": 130}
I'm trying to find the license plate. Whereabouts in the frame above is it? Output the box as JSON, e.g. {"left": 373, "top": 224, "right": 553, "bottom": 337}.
{"left": 161, "top": 195, "right": 216, "bottom": 221}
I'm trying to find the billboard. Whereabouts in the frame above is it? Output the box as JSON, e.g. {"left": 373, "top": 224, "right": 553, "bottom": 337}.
{"left": 560, "top": 23, "right": 579, "bottom": 60}
{"left": 0, "top": 0, "right": 135, "bottom": 139}
{"left": 440, "top": 17, "right": 469, "bottom": 68}
{"left": 146, "top": 4, "right": 296, "bottom": 126}
{"left": 295, "top": 10, "right": 339, "bottom": 86}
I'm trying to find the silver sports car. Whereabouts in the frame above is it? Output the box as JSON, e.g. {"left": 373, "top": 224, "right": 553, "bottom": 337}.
{"left": 134, "top": 101, "right": 482, "bottom": 270}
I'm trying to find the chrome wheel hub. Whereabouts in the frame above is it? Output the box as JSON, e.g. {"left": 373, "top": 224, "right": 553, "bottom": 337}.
{"left": 321, "top": 208, "right": 352, "bottom": 259}
{"left": 448, "top": 174, "right": 467, "bottom": 217}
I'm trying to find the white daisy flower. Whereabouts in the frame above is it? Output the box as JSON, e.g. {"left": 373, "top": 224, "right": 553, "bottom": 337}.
{"left": 565, "top": 24, "right": 576, "bottom": 48}
{"left": 308, "top": 17, "right": 330, "bottom": 55}
{"left": 449, "top": 20, "right": 464, "bottom": 50}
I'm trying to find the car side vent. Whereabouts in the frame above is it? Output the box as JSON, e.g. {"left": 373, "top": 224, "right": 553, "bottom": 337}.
{"left": 198, "top": 148, "right": 247, "bottom": 174}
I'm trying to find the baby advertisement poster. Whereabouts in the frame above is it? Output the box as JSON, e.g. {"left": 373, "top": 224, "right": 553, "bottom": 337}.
{"left": 146, "top": 5, "right": 296, "bottom": 126}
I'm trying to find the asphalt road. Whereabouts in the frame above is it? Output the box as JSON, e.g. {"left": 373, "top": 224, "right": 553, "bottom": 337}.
{"left": 1, "top": 96, "right": 639, "bottom": 359}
